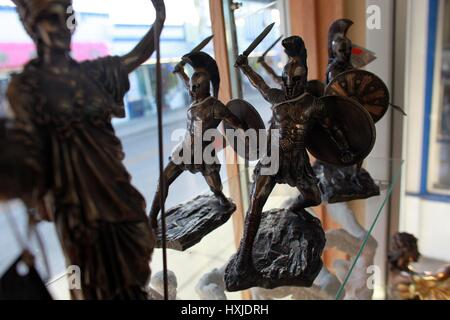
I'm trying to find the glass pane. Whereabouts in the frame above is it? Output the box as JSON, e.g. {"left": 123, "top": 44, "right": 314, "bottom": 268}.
{"left": 167, "top": 158, "right": 402, "bottom": 300}
{"left": 235, "top": 158, "right": 403, "bottom": 300}
{"left": 428, "top": 0, "right": 450, "bottom": 194}
{"left": 336, "top": 158, "right": 404, "bottom": 300}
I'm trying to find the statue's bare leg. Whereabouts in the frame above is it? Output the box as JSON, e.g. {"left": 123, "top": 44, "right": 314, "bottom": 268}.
{"left": 225, "top": 173, "right": 275, "bottom": 290}
{"left": 150, "top": 161, "right": 183, "bottom": 228}
{"left": 203, "top": 171, "right": 232, "bottom": 206}
{"left": 236, "top": 174, "right": 275, "bottom": 270}
{"left": 291, "top": 183, "right": 321, "bottom": 211}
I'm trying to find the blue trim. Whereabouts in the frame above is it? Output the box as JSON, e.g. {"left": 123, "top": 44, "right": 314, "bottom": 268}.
{"left": 406, "top": 192, "right": 450, "bottom": 204}
{"left": 0, "top": 6, "right": 16, "bottom": 12}
{"left": 112, "top": 37, "right": 186, "bottom": 43}
{"left": 79, "top": 12, "right": 109, "bottom": 19}
{"left": 114, "top": 24, "right": 153, "bottom": 29}
{"left": 114, "top": 24, "right": 186, "bottom": 30}
{"left": 420, "top": 0, "right": 440, "bottom": 194}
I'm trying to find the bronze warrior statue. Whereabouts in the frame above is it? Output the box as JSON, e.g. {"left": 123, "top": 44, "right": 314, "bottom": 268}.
{"left": 318, "top": 18, "right": 400, "bottom": 203}
{"left": 388, "top": 232, "right": 450, "bottom": 300}
{"left": 326, "top": 19, "right": 354, "bottom": 84}
{"left": 0, "top": 0, "right": 166, "bottom": 299}
{"left": 149, "top": 51, "right": 244, "bottom": 228}
{"left": 225, "top": 36, "right": 357, "bottom": 291}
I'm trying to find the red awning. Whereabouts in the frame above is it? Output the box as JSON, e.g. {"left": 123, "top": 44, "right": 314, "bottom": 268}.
{"left": 0, "top": 42, "right": 110, "bottom": 71}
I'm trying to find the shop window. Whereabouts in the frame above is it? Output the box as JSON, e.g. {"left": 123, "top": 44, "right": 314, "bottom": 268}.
{"left": 428, "top": 0, "right": 450, "bottom": 195}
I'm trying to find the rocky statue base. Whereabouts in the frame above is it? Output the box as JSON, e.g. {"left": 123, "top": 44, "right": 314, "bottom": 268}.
{"left": 314, "top": 161, "right": 380, "bottom": 203}
{"left": 155, "top": 194, "right": 236, "bottom": 251}
{"left": 225, "top": 209, "right": 325, "bottom": 291}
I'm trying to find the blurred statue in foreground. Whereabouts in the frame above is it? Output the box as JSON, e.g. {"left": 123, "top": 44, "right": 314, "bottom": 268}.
{"left": 0, "top": 0, "right": 166, "bottom": 299}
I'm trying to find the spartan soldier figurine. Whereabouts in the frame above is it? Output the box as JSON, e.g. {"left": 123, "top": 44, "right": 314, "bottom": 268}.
{"left": 318, "top": 18, "right": 400, "bottom": 203}
{"left": 0, "top": 0, "right": 166, "bottom": 299}
{"left": 225, "top": 35, "right": 374, "bottom": 292}
{"left": 149, "top": 51, "right": 244, "bottom": 229}
{"left": 326, "top": 19, "right": 354, "bottom": 84}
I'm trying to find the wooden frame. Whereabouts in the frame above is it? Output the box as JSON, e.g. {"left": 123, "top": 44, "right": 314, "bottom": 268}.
{"left": 209, "top": 0, "right": 252, "bottom": 300}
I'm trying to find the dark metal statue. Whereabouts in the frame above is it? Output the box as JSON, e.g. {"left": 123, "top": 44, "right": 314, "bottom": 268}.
{"left": 326, "top": 19, "right": 354, "bottom": 84}
{"left": 388, "top": 232, "right": 450, "bottom": 300}
{"left": 0, "top": 0, "right": 166, "bottom": 300}
{"left": 313, "top": 19, "right": 387, "bottom": 204}
{"left": 225, "top": 33, "right": 375, "bottom": 292}
{"left": 149, "top": 49, "right": 254, "bottom": 249}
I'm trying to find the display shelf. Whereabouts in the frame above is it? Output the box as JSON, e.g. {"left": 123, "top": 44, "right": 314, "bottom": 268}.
{"left": 229, "top": 157, "right": 405, "bottom": 300}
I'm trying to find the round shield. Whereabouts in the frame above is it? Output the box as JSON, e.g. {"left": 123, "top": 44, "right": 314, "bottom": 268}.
{"left": 306, "top": 96, "right": 376, "bottom": 166}
{"left": 325, "top": 69, "right": 390, "bottom": 123}
{"left": 224, "top": 99, "right": 266, "bottom": 161}
{"left": 307, "top": 80, "right": 325, "bottom": 98}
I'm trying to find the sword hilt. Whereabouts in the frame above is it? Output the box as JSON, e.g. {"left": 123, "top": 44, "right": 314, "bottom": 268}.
{"left": 172, "top": 61, "right": 185, "bottom": 74}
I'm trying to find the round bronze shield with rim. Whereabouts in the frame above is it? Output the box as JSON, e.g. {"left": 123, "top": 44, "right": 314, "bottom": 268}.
{"left": 325, "top": 69, "right": 390, "bottom": 123}
{"left": 224, "top": 99, "right": 266, "bottom": 161}
{"left": 306, "top": 95, "right": 376, "bottom": 166}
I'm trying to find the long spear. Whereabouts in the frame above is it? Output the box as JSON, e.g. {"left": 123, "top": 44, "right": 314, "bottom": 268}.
{"left": 154, "top": 11, "right": 168, "bottom": 301}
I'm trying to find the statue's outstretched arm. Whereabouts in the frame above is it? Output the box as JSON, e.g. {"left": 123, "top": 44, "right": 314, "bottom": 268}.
{"left": 121, "top": 0, "right": 166, "bottom": 74}
{"left": 173, "top": 64, "right": 190, "bottom": 90}
{"left": 235, "top": 55, "right": 273, "bottom": 103}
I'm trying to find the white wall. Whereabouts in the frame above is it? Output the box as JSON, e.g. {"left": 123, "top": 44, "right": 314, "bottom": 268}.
{"left": 401, "top": 0, "right": 450, "bottom": 262}
{"left": 364, "top": 0, "right": 395, "bottom": 295}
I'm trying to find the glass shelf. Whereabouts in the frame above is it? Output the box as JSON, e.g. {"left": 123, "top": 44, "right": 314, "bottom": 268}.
{"left": 152, "top": 157, "right": 404, "bottom": 300}
{"left": 0, "top": 156, "right": 404, "bottom": 300}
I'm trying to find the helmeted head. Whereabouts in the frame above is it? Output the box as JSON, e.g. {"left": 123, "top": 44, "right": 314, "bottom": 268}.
{"left": 183, "top": 51, "right": 220, "bottom": 101}
{"left": 388, "top": 232, "right": 421, "bottom": 272}
{"left": 281, "top": 36, "right": 308, "bottom": 99}
{"left": 189, "top": 71, "right": 212, "bottom": 100}
{"left": 12, "top": 0, "right": 74, "bottom": 52}
{"left": 328, "top": 19, "right": 353, "bottom": 63}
